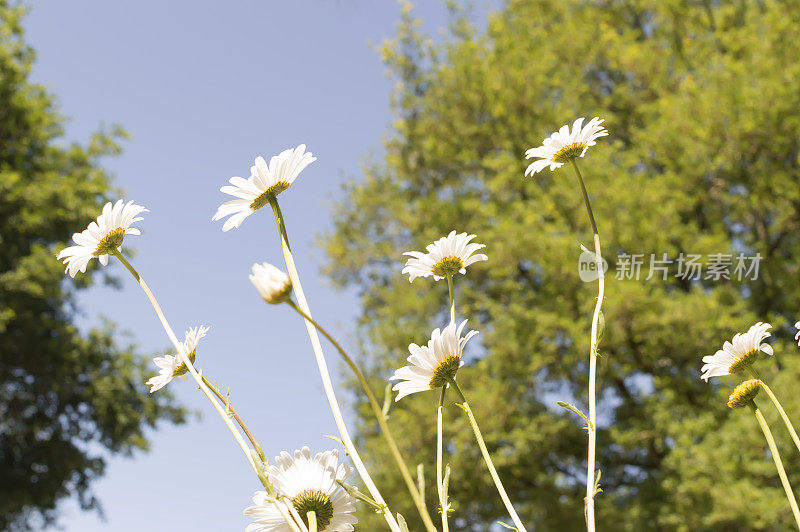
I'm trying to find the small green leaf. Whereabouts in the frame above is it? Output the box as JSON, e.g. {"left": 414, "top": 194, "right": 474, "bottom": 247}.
{"left": 593, "top": 469, "right": 603, "bottom": 495}
{"left": 397, "top": 513, "right": 410, "bottom": 532}
{"left": 557, "top": 401, "right": 594, "bottom": 431}
{"left": 382, "top": 383, "right": 393, "bottom": 418}
{"left": 596, "top": 310, "right": 605, "bottom": 348}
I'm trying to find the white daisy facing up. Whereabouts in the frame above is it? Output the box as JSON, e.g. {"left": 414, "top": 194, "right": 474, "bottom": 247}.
{"left": 390, "top": 319, "right": 478, "bottom": 401}
{"left": 56, "top": 200, "right": 147, "bottom": 278}
{"left": 402, "top": 230, "right": 488, "bottom": 282}
{"left": 244, "top": 447, "right": 357, "bottom": 532}
{"left": 524, "top": 117, "right": 608, "bottom": 176}
{"left": 146, "top": 325, "right": 210, "bottom": 393}
{"left": 700, "top": 322, "right": 773, "bottom": 382}
{"left": 250, "top": 263, "right": 293, "bottom": 304}
{"left": 212, "top": 145, "right": 316, "bottom": 232}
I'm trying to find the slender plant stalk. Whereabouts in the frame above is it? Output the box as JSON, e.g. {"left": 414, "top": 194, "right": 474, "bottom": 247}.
{"left": 447, "top": 274, "right": 455, "bottom": 325}
{"left": 437, "top": 387, "right": 450, "bottom": 532}
{"left": 285, "top": 301, "right": 438, "bottom": 532}
{"left": 269, "top": 198, "right": 401, "bottom": 532}
{"left": 201, "top": 375, "right": 266, "bottom": 462}
{"left": 281, "top": 495, "right": 316, "bottom": 532}
{"left": 447, "top": 378, "right": 527, "bottom": 532}
{"left": 748, "top": 368, "right": 800, "bottom": 456}
{"left": 750, "top": 402, "right": 800, "bottom": 530}
{"left": 570, "top": 159, "right": 603, "bottom": 532}
{"left": 111, "top": 250, "right": 304, "bottom": 532}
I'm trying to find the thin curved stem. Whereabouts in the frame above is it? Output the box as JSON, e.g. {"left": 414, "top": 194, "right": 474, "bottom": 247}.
{"left": 437, "top": 386, "right": 450, "bottom": 532}
{"left": 571, "top": 159, "right": 603, "bottom": 532}
{"left": 447, "top": 378, "right": 527, "bottom": 532}
{"left": 748, "top": 368, "right": 800, "bottom": 456}
{"left": 269, "top": 198, "right": 400, "bottom": 532}
{"left": 447, "top": 274, "right": 455, "bottom": 325}
{"left": 750, "top": 403, "right": 800, "bottom": 530}
{"left": 285, "top": 301, "right": 437, "bottom": 532}
{"left": 201, "top": 375, "right": 265, "bottom": 462}
{"left": 111, "top": 250, "right": 303, "bottom": 532}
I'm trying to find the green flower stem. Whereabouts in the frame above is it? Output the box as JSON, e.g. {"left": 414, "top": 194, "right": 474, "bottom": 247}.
{"left": 269, "top": 198, "right": 401, "bottom": 532}
{"left": 111, "top": 250, "right": 304, "bottom": 532}
{"left": 437, "top": 386, "right": 450, "bottom": 532}
{"left": 285, "top": 301, "right": 438, "bottom": 532}
{"left": 747, "top": 368, "right": 800, "bottom": 456}
{"left": 201, "top": 375, "right": 265, "bottom": 463}
{"left": 750, "top": 402, "right": 800, "bottom": 530}
{"left": 447, "top": 274, "right": 455, "bottom": 325}
{"left": 446, "top": 378, "right": 527, "bottom": 532}
{"left": 570, "top": 159, "right": 603, "bottom": 532}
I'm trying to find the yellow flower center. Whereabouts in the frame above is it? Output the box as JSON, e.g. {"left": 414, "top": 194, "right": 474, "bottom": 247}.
{"left": 727, "top": 379, "right": 762, "bottom": 409}
{"left": 250, "top": 182, "right": 290, "bottom": 211}
{"left": 431, "top": 256, "right": 464, "bottom": 278}
{"left": 429, "top": 354, "right": 461, "bottom": 388}
{"left": 172, "top": 349, "right": 197, "bottom": 377}
{"left": 292, "top": 489, "right": 334, "bottom": 531}
{"left": 727, "top": 348, "right": 760, "bottom": 374}
{"left": 94, "top": 228, "right": 126, "bottom": 256}
{"left": 552, "top": 142, "right": 586, "bottom": 163}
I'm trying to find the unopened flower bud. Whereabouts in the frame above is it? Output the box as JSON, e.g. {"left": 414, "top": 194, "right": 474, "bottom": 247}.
{"left": 250, "top": 262, "right": 292, "bottom": 304}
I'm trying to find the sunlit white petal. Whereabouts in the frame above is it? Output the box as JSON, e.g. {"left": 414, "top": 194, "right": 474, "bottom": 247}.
{"left": 56, "top": 200, "right": 147, "bottom": 278}
{"left": 524, "top": 117, "right": 608, "bottom": 176}
{"left": 212, "top": 145, "right": 316, "bottom": 232}
{"left": 244, "top": 447, "right": 357, "bottom": 532}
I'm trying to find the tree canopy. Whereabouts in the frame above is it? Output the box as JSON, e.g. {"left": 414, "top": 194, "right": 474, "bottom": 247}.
{"left": 324, "top": 1, "right": 800, "bottom": 530}
{"left": 0, "top": 2, "right": 184, "bottom": 529}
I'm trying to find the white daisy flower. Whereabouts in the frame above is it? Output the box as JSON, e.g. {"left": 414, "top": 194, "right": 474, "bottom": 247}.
{"left": 56, "top": 200, "right": 147, "bottom": 278}
{"left": 524, "top": 117, "right": 608, "bottom": 176}
{"left": 402, "top": 230, "right": 488, "bottom": 282}
{"left": 700, "top": 322, "right": 773, "bottom": 382}
{"left": 390, "top": 319, "right": 478, "bottom": 401}
{"left": 244, "top": 447, "right": 357, "bottom": 532}
{"left": 212, "top": 145, "right": 316, "bottom": 232}
{"left": 146, "top": 325, "right": 209, "bottom": 393}
{"left": 795, "top": 321, "right": 800, "bottom": 346}
{"left": 250, "top": 263, "right": 293, "bottom": 304}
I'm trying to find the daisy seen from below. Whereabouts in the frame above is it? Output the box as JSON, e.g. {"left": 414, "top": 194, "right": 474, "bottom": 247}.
{"left": 391, "top": 319, "right": 478, "bottom": 401}
{"left": 524, "top": 117, "right": 608, "bottom": 176}
{"left": 250, "top": 262, "right": 293, "bottom": 304}
{"left": 244, "top": 447, "right": 357, "bottom": 532}
{"left": 212, "top": 144, "right": 316, "bottom": 232}
{"left": 146, "top": 325, "right": 210, "bottom": 393}
{"left": 402, "top": 230, "right": 488, "bottom": 282}
{"left": 700, "top": 322, "right": 773, "bottom": 382}
{"left": 56, "top": 199, "right": 147, "bottom": 278}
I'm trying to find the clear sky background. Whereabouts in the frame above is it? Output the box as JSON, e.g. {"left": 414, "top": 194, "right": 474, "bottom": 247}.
{"left": 24, "top": 1, "right": 492, "bottom": 530}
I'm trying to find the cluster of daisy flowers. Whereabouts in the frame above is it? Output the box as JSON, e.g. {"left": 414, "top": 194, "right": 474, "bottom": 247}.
{"left": 701, "top": 321, "right": 800, "bottom": 526}
{"left": 56, "top": 145, "right": 369, "bottom": 532}
{"left": 53, "top": 116, "right": 620, "bottom": 531}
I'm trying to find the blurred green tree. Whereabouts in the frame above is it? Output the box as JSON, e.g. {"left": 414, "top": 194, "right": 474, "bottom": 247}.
{"left": 324, "top": 1, "right": 800, "bottom": 530}
{"left": 0, "top": 2, "right": 185, "bottom": 530}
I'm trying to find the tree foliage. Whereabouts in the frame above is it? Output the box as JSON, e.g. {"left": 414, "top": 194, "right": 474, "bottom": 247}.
{"left": 0, "top": 3, "right": 185, "bottom": 529}
{"left": 324, "top": 1, "right": 800, "bottom": 529}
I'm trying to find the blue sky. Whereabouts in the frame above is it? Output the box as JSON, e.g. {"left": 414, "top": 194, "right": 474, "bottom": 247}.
{"left": 24, "top": 1, "right": 493, "bottom": 530}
